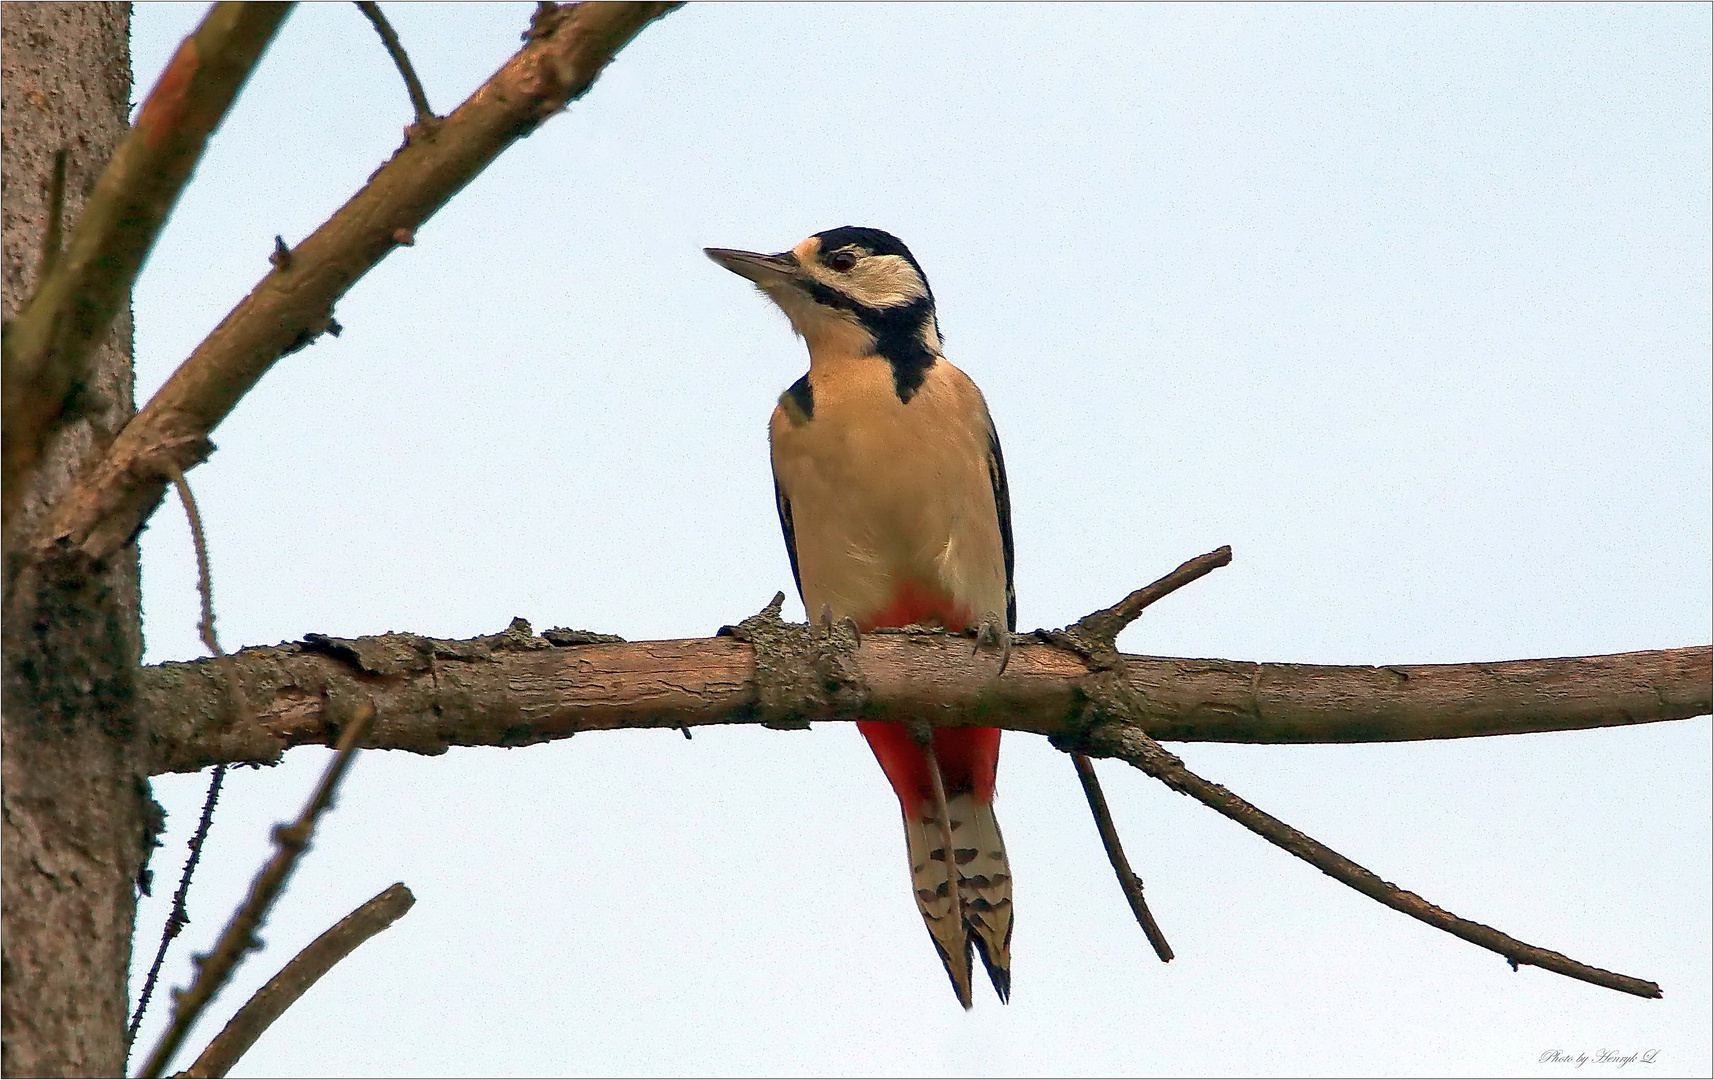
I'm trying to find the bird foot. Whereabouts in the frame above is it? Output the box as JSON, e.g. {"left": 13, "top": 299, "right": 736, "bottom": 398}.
{"left": 973, "top": 617, "right": 1012, "bottom": 676}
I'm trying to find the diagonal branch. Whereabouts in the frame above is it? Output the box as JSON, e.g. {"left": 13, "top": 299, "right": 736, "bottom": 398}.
{"left": 136, "top": 702, "right": 376, "bottom": 1078}
{"left": 178, "top": 883, "right": 416, "bottom": 1079}
{"left": 30, "top": 1, "right": 681, "bottom": 564}
{"left": 2, "top": 2, "right": 290, "bottom": 541}
{"left": 1079, "top": 721, "right": 1663, "bottom": 998}
{"left": 1074, "top": 544, "right": 1233, "bottom": 643}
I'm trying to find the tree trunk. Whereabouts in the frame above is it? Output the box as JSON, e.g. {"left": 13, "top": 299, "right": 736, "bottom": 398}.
{"left": 2, "top": 4, "right": 148, "bottom": 1075}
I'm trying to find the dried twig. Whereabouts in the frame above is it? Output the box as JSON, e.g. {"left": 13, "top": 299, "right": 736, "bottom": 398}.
{"left": 1083, "top": 721, "right": 1663, "bottom": 998}
{"left": 2, "top": 2, "right": 289, "bottom": 539}
{"left": 1071, "top": 753, "right": 1173, "bottom": 962}
{"left": 136, "top": 702, "right": 378, "bottom": 1078}
{"left": 353, "top": 2, "right": 435, "bottom": 127}
{"left": 33, "top": 2, "right": 680, "bottom": 564}
{"left": 126, "top": 765, "right": 227, "bottom": 1058}
{"left": 178, "top": 883, "right": 416, "bottom": 1079}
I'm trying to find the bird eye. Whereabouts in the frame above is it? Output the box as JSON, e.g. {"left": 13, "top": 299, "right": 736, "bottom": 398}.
{"left": 827, "top": 250, "right": 859, "bottom": 273}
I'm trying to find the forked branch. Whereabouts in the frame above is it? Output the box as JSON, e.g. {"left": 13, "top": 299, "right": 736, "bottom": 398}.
{"left": 1079, "top": 721, "right": 1663, "bottom": 998}
{"left": 31, "top": 1, "right": 680, "bottom": 563}
{"left": 2, "top": 2, "right": 289, "bottom": 539}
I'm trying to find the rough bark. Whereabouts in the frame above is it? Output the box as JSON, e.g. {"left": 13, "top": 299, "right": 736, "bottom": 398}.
{"left": 2, "top": 4, "right": 149, "bottom": 1077}
{"left": 135, "top": 621, "right": 1712, "bottom": 774}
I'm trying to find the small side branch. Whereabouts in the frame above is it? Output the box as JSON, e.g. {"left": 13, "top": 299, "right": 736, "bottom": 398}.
{"left": 354, "top": 2, "right": 435, "bottom": 127}
{"left": 177, "top": 883, "right": 416, "bottom": 1079}
{"left": 1071, "top": 753, "right": 1173, "bottom": 962}
{"left": 136, "top": 702, "right": 378, "bottom": 1078}
{"left": 1084, "top": 722, "right": 1663, "bottom": 999}
{"left": 164, "top": 465, "right": 251, "bottom": 728}
{"left": 1075, "top": 545, "right": 1233, "bottom": 643}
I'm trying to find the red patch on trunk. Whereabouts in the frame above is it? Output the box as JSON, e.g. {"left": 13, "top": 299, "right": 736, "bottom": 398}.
{"left": 135, "top": 39, "right": 198, "bottom": 149}
{"left": 856, "top": 580, "right": 999, "bottom": 807}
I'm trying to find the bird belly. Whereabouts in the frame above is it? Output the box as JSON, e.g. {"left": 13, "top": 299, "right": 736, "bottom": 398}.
{"left": 769, "top": 357, "right": 1006, "bottom": 633}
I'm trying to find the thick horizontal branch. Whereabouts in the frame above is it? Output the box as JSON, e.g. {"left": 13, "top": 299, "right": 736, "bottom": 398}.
{"left": 136, "top": 619, "right": 1711, "bottom": 774}
{"left": 32, "top": 1, "right": 679, "bottom": 562}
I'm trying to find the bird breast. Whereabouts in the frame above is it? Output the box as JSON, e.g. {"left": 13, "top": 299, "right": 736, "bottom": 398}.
{"left": 769, "top": 354, "right": 1007, "bottom": 630}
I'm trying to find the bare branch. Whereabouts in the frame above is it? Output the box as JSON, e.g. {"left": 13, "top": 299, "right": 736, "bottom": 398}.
{"left": 30, "top": 2, "right": 681, "bottom": 564}
{"left": 135, "top": 623, "right": 1710, "bottom": 775}
{"left": 2, "top": 3, "right": 290, "bottom": 540}
{"left": 177, "top": 883, "right": 416, "bottom": 1079}
{"left": 353, "top": 2, "right": 435, "bottom": 128}
{"left": 1071, "top": 753, "right": 1173, "bottom": 962}
{"left": 1080, "top": 721, "right": 1663, "bottom": 998}
{"left": 136, "top": 703, "right": 377, "bottom": 1079}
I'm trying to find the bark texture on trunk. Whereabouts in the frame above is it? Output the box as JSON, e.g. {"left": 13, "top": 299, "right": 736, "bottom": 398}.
{"left": 2, "top": 4, "right": 147, "bottom": 1075}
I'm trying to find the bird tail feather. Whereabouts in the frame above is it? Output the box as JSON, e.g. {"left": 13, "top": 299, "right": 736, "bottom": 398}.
{"left": 903, "top": 790, "right": 1013, "bottom": 1007}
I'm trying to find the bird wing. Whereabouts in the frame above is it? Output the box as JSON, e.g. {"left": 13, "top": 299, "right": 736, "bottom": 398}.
{"left": 773, "top": 474, "right": 804, "bottom": 603}
{"left": 985, "top": 416, "right": 1016, "bottom": 632}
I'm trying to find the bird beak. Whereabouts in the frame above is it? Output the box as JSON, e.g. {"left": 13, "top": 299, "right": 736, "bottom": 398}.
{"left": 704, "top": 247, "right": 802, "bottom": 287}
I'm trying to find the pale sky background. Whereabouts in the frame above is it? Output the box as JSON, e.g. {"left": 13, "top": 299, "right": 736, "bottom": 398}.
{"left": 123, "top": 4, "right": 1710, "bottom": 1077}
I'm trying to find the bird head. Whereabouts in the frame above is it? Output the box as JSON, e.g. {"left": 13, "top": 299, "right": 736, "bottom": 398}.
{"left": 706, "top": 226, "right": 943, "bottom": 364}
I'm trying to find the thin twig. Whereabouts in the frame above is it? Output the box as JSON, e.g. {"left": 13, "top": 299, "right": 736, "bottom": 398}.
{"left": 127, "top": 464, "right": 258, "bottom": 1055}
{"left": 1086, "top": 722, "right": 1663, "bottom": 999}
{"left": 353, "top": 2, "right": 435, "bottom": 127}
{"left": 1071, "top": 753, "right": 1173, "bottom": 962}
{"left": 126, "top": 765, "right": 227, "bottom": 1059}
{"left": 178, "top": 883, "right": 416, "bottom": 1079}
{"left": 1076, "top": 545, "right": 1233, "bottom": 642}
{"left": 164, "top": 464, "right": 251, "bottom": 728}
{"left": 38, "top": 148, "right": 68, "bottom": 281}
{"left": 136, "top": 701, "right": 378, "bottom": 1078}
